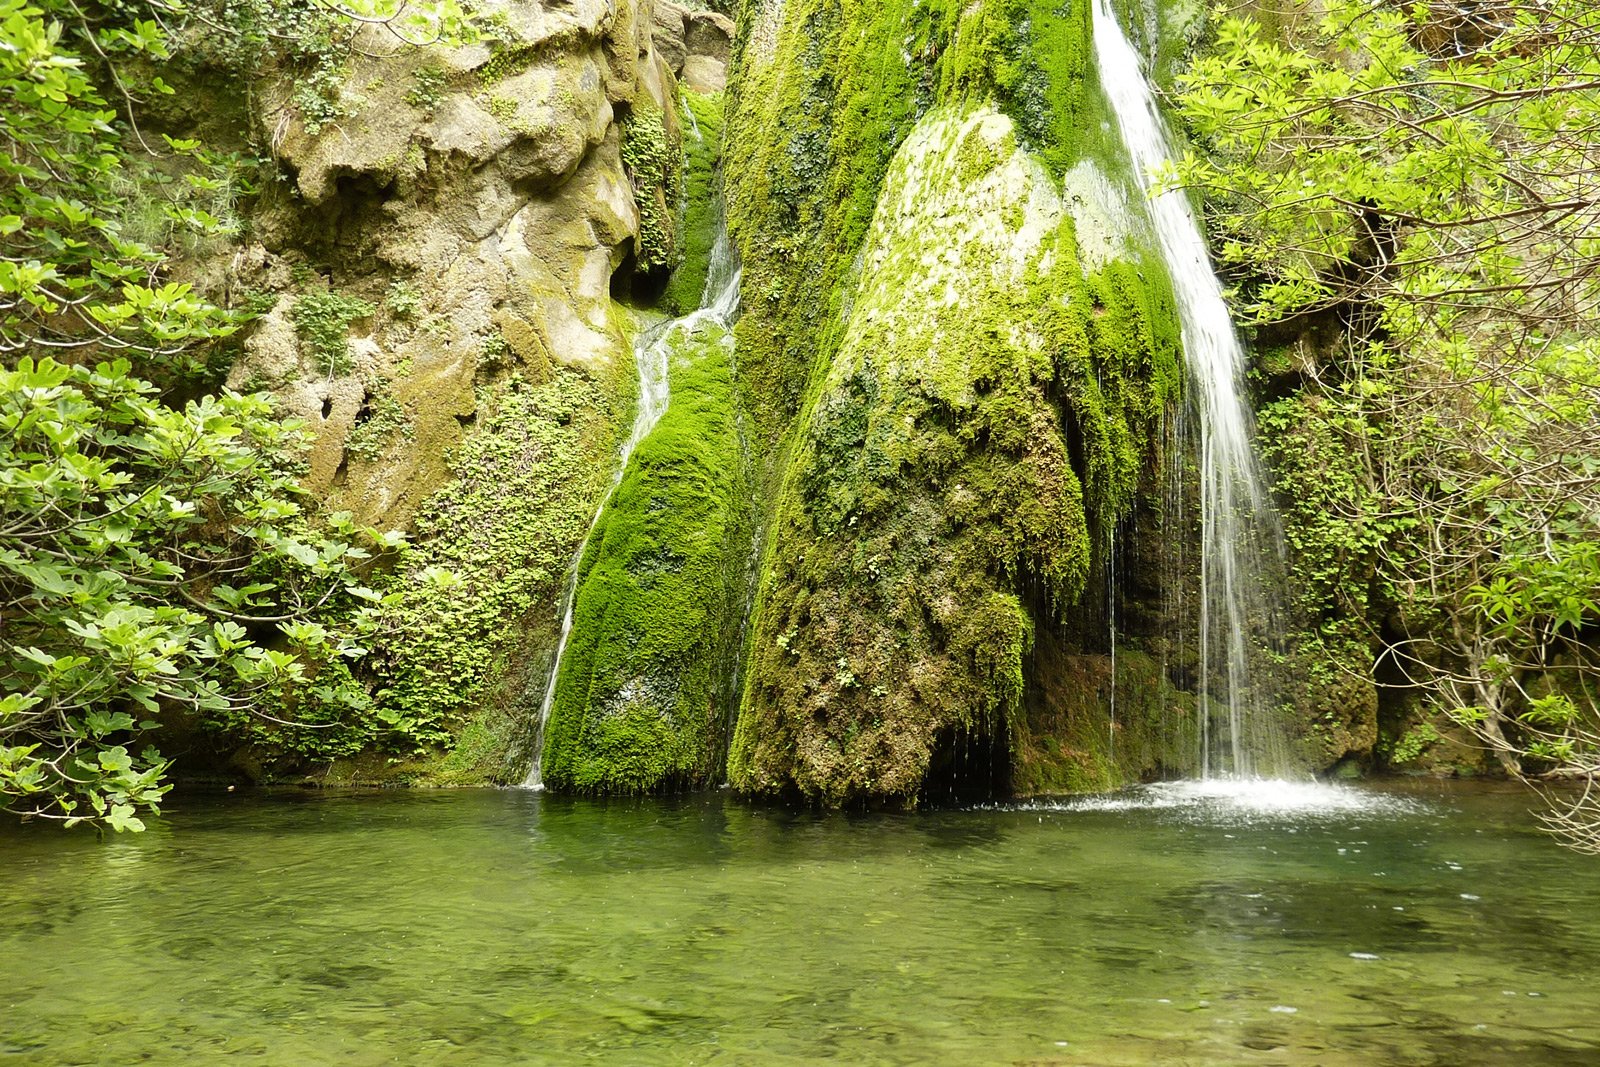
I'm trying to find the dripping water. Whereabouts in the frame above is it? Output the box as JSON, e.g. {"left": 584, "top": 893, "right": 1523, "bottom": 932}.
{"left": 523, "top": 229, "right": 742, "bottom": 790}
{"left": 1091, "top": 0, "right": 1289, "bottom": 777}
{"left": 1108, "top": 534, "right": 1118, "bottom": 765}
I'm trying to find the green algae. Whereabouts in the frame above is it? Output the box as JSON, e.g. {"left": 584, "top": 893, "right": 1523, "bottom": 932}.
{"left": 539, "top": 321, "right": 752, "bottom": 793}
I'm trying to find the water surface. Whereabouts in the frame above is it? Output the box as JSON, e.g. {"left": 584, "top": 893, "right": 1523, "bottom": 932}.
{"left": 3, "top": 781, "right": 1596, "bottom": 1065}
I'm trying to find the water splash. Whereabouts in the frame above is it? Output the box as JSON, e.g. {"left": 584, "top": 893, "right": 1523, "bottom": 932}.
{"left": 1006, "top": 779, "right": 1429, "bottom": 821}
{"left": 523, "top": 232, "right": 743, "bottom": 789}
{"left": 1091, "top": 0, "right": 1288, "bottom": 777}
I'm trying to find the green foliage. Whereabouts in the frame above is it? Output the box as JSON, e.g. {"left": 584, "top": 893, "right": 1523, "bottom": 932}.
{"left": 344, "top": 391, "right": 413, "bottom": 460}
{"left": 540, "top": 324, "right": 750, "bottom": 793}
{"left": 0, "top": 357, "right": 397, "bottom": 829}
{"left": 1184, "top": 2, "right": 1600, "bottom": 800}
{"left": 405, "top": 65, "right": 448, "bottom": 112}
{"left": 478, "top": 332, "right": 510, "bottom": 368}
{"left": 0, "top": 0, "right": 241, "bottom": 360}
{"left": 385, "top": 278, "right": 421, "bottom": 319}
{"left": 622, "top": 102, "right": 679, "bottom": 273}
{"left": 1389, "top": 723, "right": 1442, "bottom": 766}
{"left": 292, "top": 63, "right": 350, "bottom": 135}
{"left": 1172, "top": 0, "right": 1600, "bottom": 333}
{"left": 292, "top": 290, "right": 374, "bottom": 375}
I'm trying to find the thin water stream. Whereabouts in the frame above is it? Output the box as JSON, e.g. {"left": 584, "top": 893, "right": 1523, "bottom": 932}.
{"left": 1092, "top": 1, "right": 1288, "bottom": 776}
{"left": 4, "top": 783, "right": 1595, "bottom": 1065}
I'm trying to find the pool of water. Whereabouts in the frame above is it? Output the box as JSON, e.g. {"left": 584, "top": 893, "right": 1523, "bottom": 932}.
{"left": 3, "top": 780, "right": 1596, "bottom": 1065}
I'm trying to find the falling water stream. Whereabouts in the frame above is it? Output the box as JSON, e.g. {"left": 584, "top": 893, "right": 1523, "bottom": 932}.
{"left": 1092, "top": 0, "right": 1288, "bottom": 777}
{"left": 523, "top": 233, "right": 742, "bottom": 789}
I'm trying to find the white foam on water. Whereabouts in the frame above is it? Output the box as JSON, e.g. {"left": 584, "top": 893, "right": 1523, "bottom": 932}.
{"left": 1000, "top": 779, "right": 1429, "bottom": 821}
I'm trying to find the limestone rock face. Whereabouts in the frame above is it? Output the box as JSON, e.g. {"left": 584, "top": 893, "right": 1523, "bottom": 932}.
{"left": 230, "top": 0, "right": 678, "bottom": 531}
{"left": 190, "top": 2, "right": 691, "bottom": 785}
{"left": 650, "top": 2, "right": 734, "bottom": 92}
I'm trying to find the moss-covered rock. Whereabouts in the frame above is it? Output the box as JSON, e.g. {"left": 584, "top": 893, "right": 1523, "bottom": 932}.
{"left": 728, "top": 107, "right": 1180, "bottom": 805}
{"left": 663, "top": 89, "right": 725, "bottom": 315}
{"left": 1015, "top": 643, "right": 1199, "bottom": 793}
{"left": 367, "top": 361, "right": 636, "bottom": 784}
{"left": 540, "top": 318, "right": 751, "bottom": 793}
{"left": 185, "top": 2, "right": 692, "bottom": 782}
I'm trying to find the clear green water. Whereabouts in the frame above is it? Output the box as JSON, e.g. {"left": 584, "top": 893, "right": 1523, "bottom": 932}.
{"left": 2, "top": 781, "right": 1597, "bottom": 1065}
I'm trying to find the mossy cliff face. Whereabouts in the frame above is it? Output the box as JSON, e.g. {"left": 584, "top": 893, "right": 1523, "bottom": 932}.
{"left": 726, "top": 97, "right": 1181, "bottom": 804}
{"left": 540, "top": 320, "right": 751, "bottom": 792}
{"left": 193, "top": 1, "right": 700, "bottom": 784}
{"left": 725, "top": 0, "right": 1110, "bottom": 446}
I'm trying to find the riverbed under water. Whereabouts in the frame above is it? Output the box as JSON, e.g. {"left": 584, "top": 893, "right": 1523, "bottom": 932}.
{"left": 3, "top": 781, "right": 1596, "bottom": 1065}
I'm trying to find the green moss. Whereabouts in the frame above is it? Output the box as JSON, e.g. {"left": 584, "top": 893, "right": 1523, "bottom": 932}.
{"left": 476, "top": 42, "right": 537, "bottom": 88}
{"left": 345, "top": 391, "right": 413, "bottom": 461}
{"left": 1012, "top": 645, "right": 1199, "bottom": 794}
{"left": 484, "top": 95, "right": 519, "bottom": 122}
{"left": 363, "top": 363, "right": 633, "bottom": 780}
{"left": 1254, "top": 393, "right": 1384, "bottom": 765}
{"left": 726, "top": 107, "right": 1182, "bottom": 806}
{"left": 725, "top": 0, "right": 1140, "bottom": 446}
{"left": 540, "top": 321, "right": 750, "bottom": 793}
{"left": 663, "top": 90, "right": 726, "bottom": 315}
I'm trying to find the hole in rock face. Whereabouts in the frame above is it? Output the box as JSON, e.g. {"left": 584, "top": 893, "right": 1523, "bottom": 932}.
{"left": 321, "top": 396, "right": 334, "bottom": 420}
{"left": 610, "top": 246, "right": 638, "bottom": 302}
{"left": 921, "top": 718, "right": 1012, "bottom": 806}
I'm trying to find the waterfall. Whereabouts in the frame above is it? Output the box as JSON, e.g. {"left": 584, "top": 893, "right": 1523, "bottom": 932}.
{"left": 1091, "top": 0, "right": 1287, "bottom": 777}
{"left": 523, "top": 231, "right": 742, "bottom": 790}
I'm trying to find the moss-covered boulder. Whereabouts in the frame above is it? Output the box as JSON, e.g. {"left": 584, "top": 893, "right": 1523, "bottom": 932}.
{"left": 540, "top": 318, "right": 751, "bottom": 793}
{"left": 728, "top": 107, "right": 1179, "bottom": 805}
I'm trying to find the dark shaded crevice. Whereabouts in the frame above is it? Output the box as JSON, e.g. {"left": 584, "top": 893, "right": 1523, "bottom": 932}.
{"left": 920, "top": 716, "right": 1012, "bottom": 806}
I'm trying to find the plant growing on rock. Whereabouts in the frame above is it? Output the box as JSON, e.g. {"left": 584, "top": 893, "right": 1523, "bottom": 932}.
{"left": 292, "top": 291, "right": 375, "bottom": 376}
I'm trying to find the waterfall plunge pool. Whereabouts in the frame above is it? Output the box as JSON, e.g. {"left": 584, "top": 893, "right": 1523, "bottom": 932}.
{"left": 3, "top": 782, "right": 1595, "bottom": 1065}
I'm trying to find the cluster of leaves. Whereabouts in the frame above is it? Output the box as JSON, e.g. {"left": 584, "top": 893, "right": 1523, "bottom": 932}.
{"left": 0, "top": 0, "right": 241, "bottom": 359}
{"left": 1174, "top": 1, "right": 1600, "bottom": 845}
{"left": 621, "top": 103, "right": 679, "bottom": 273}
{"left": 1, "top": 357, "right": 401, "bottom": 830}
{"left": 291, "top": 289, "right": 374, "bottom": 376}
{"left": 1, "top": 0, "right": 484, "bottom": 831}
{"left": 404, "top": 64, "right": 447, "bottom": 113}
{"left": 344, "top": 390, "right": 412, "bottom": 460}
